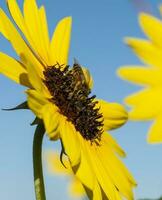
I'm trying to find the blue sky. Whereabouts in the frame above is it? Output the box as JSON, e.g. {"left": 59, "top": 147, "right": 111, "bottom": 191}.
{"left": 0, "top": 0, "right": 162, "bottom": 199}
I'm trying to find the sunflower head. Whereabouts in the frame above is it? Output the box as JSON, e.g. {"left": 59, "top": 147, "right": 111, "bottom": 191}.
{"left": 0, "top": 0, "right": 136, "bottom": 199}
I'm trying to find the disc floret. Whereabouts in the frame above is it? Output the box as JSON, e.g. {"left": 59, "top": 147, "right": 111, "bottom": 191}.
{"left": 43, "top": 63, "right": 103, "bottom": 142}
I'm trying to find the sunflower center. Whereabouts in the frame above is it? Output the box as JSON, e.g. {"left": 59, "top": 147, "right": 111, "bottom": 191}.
{"left": 43, "top": 63, "right": 103, "bottom": 142}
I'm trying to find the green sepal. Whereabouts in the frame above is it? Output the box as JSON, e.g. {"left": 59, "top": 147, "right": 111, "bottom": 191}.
{"left": 31, "top": 117, "right": 42, "bottom": 126}
{"left": 60, "top": 139, "right": 67, "bottom": 168}
{"left": 2, "top": 101, "right": 29, "bottom": 111}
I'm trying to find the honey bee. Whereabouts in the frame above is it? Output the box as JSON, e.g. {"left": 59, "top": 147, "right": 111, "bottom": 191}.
{"left": 68, "top": 59, "right": 90, "bottom": 100}
{"left": 73, "top": 59, "right": 86, "bottom": 84}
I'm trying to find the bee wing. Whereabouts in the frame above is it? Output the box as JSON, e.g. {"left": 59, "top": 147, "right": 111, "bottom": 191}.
{"left": 73, "top": 57, "right": 80, "bottom": 66}
{"left": 73, "top": 59, "right": 87, "bottom": 85}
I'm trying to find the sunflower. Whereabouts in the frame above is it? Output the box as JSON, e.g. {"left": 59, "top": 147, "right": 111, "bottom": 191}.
{"left": 0, "top": 0, "right": 136, "bottom": 199}
{"left": 117, "top": 7, "right": 162, "bottom": 144}
{"left": 46, "top": 151, "right": 86, "bottom": 198}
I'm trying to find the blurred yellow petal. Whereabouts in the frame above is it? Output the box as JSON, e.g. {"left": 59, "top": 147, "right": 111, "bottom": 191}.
{"left": 125, "top": 88, "right": 152, "bottom": 106}
{"left": 50, "top": 17, "right": 72, "bottom": 66}
{"left": 147, "top": 116, "right": 162, "bottom": 143}
{"left": 46, "top": 151, "right": 71, "bottom": 175}
{"left": 98, "top": 100, "right": 128, "bottom": 131}
{"left": 68, "top": 178, "right": 85, "bottom": 197}
{"left": 125, "top": 37, "right": 162, "bottom": 68}
{"left": 118, "top": 66, "right": 162, "bottom": 86}
{"left": 159, "top": 5, "right": 162, "bottom": 16}
{"left": 46, "top": 150, "right": 85, "bottom": 198}
{"left": 119, "top": 9, "right": 162, "bottom": 144}
{"left": 0, "top": 52, "right": 31, "bottom": 87}
{"left": 139, "top": 13, "right": 162, "bottom": 47}
{"left": 125, "top": 89, "right": 162, "bottom": 120}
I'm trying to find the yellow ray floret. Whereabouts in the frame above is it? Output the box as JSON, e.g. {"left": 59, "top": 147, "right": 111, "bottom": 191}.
{"left": 117, "top": 8, "right": 162, "bottom": 143}
{"left": 0, "top": 0, "right": 136, "bottom": 199}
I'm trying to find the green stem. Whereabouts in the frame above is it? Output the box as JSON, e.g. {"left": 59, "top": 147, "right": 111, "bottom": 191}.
{"left": 33, "top": 122, "right": 46, "bottom": 200}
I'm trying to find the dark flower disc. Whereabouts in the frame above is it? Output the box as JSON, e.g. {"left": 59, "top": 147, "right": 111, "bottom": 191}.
{"left": 43, "top": 62, "right": 103, "bottom": 142}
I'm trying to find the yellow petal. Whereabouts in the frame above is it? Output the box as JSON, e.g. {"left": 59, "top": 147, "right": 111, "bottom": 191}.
{"left": 0, "top": 52, "right": 31, "bottom": 87}
{"left": 125, "top": 89, "right": 162, "bottom": 120}
{"left": 23, "top": 0, "right": 49, "bottom": 64}
{"left": 38, "top": 6, "right": 50, "bottom": 62}
{"left": 103, "top": 132, "right": 126, "bottom": 157}
{"left": 125, "top": 37, "right": 162, "bottom": 68}
{"left": 0, "top": 10, "right": 8, "bottom": 39}
{"left": 42, "top": 103, "right": 60, "bottom": 140}
{"left": 0, "top": 8, "right": 44, "bottom": 76}
{"left": 118, "top": 66, "right": 162, "bottom": 86}
{"left": 50, "top": 17, "right": 72, "bottom": 66}
{"left": 60, "top": 120, "right": 81, "bottom": 166}
{"left": 7, "top": 0, "right": 27, "bottom": 35}
{"left": 147, "top": 115, "right": 162, "bottom": 143}
{"left": 8, "top": 0, "right": 51, "bottom": 67}
{"left": 7, "top": 0, "right": 49, "bottom": 62}
{"left": 26, "top": 89, "right": 48, "bottom": 118}
{"left": 92, "top": 181, "right": 102, "bottom": 200}
{"left": 129, "top": 107, "right": 159, "bottom": 121}
{"left": 85, "top": 143, "right": 117, "bottom": 200}
{"left": 139, "top": 13, "right": 162, "bottom": 47}
{"left": 25, "top": 61, "right": 42, "bottom": 90}
{"left": 25, "top": 57, "right": 44, "bottom": 90}
{"left": 24, "top": 55, "right": 50, "bottom": 98}
{"left": 98, "top": 142, "right": 135, "bottom": 199}
{"left": 74, "top": 138, "right": 95, "bottom": 190}
{"left": 125, "top": 88, "right": 152, "bottom": 106}
{"left": 98, "top": 100, "right": 128, "bottom": 131}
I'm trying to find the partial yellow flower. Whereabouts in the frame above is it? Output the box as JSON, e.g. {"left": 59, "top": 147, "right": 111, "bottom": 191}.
{"left": 0, "top": 0, "right": 136, "bottom": 199}
{"left": 46, "top": 151, "right": 86, "bottom": 198}
{"left": 117, "top": 7, "right": 162, "bottom": 144}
